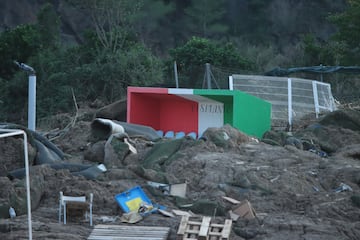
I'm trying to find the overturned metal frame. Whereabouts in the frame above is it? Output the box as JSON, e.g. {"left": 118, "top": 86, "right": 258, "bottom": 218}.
{"left": 0, "top": 129, "right": 32, "bottom": 240}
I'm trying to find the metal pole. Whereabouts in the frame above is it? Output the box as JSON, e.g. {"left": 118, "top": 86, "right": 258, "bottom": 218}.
{"left": 23, "top": 131, "right": 32, "bottom": 240}
{"left": 312, "top": 81, "right": 320, "bottom": 118}
{"left": 320, "top": 64, "right": 323, "bottom": 82}
{"left": 28, "top": 74, "right": 36, "bottom": 131}
{"left": 287, "top": 78, "right": 292, "bottom": 132}
{"left": 206, "top": 63, "right": 211, "bottom": 89}
{"left": 174, "top": 61, "right": 179, "bottom": 88}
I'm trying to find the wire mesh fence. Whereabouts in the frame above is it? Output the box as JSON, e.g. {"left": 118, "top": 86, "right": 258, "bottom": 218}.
{"left": 229, "top": 74, "right": 336, "bottom": 129}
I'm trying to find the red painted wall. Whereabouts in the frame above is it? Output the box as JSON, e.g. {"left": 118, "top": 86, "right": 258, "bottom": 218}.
{"left": 128, "top": 87, "right": 168, "bottom": 130}
{"left": 159, "top": 97, "right": 198, "bottom": 133}
{"left": 130, "top": 93, "right": 161, "bottom": 129}
{"left": 128, "top": 87, "right": 198, "bottom": 134}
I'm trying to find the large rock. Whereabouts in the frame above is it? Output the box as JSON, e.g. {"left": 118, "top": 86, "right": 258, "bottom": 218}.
{"left": 202, "top": 124, "right": 251, "bottom": 149}
{"left": 295, "top": 124, "right": 360, "bottom": 154}
{"left": 0, "top": 137, "right": 36, "bottom": 177}
{"left": 141, "top": 138, "right": 187, "bottom": 171}
{"left": 84, "top": 141, "right": 105, "bottom": 163}
{"left": 104, "top": 137, "right": 129, "bottom": 168}
{"left": 319, "top": 109, "right": 360, "bottom": 132}
{"left": 0, "top": 165, "right": 47, "bottom": 218}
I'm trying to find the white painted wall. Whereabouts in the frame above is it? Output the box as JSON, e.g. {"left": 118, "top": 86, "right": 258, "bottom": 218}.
{"left": 198, "top": 101, "right": 224, "bottom": 137}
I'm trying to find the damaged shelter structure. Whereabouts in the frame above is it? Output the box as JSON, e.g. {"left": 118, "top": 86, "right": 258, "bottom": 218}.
{"left": 127, "top": 87, "right": 272, "bottom": 139}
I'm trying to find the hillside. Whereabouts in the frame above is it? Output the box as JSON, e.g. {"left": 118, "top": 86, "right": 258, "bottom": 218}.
{"left": 0, "top": 0, "right": 346, "bottom": 49}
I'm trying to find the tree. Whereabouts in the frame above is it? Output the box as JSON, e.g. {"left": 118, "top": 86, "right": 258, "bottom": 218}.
{"left": 0, "top": 24, "right": 40, "bottom": 79}
{"left": 134, "top": 0, "right": 175, "bottom": 54}
{"left": 329, "top": 0, "right": 360, "bottom": 64}
{"left": 168, "top": 37, "right": 253, "bottom": 88}
{"left": 68, "top": 0, "right": 143, "bottom": 53}
{"left": 184, "top": 0, "right": 228, "bottom": 38}
{"left": 299, "top": 32, "right": 350, "bottom": 67}
{"left": 36, "top": 3, "right": 61, "bottom": 49}
{"left": 226, "top": 0, "right": 271, "bottom": 44}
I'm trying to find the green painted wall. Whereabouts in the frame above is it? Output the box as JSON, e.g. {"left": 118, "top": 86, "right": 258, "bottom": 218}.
{"left": 233, "top": 91, "right": 271, "bottom": 138}
{"left": 194, "top": 89, "right": 271, "bottom": 138}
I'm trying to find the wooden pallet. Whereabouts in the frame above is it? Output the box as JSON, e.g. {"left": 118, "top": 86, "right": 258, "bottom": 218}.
{"left": 88, "top": 224, "right": 170, "bottom": 240}
{"left": 177, "top": 216, "right": 232, "bottom": 240}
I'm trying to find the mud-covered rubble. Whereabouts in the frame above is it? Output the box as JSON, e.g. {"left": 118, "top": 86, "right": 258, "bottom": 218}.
{"left": 0, "top": 108, "right": 360, "bottom": 239}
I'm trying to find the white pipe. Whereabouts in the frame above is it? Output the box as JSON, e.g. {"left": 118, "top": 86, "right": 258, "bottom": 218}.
{"left": 95, "top": 118, "right": 125, "bottom": 135}
{"left": 0, "top": 129, "right": 32, "bottom": 240}
{"left": 228, "top": 75, "right": 233, "bottom": 90}
{"left": 28, "top": 74, "right": 36, "bottom": 131}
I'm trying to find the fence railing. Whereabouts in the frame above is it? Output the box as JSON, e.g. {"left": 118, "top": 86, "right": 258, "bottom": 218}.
{"left": 229, "top": 74, "right": 336, "bottom": 130}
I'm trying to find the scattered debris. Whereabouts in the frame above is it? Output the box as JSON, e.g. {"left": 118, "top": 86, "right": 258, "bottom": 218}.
{"left": 59, "top": 191, "right": 93, "bottom": 226}
{"left": 124, "top": 138, "right": 137, "bottom": 154}
{"left": 158, "top": 209, "right": 175, "bottom": 218}
{"left": 222, "top": 196, "right": 257, "bottom": 221}
{"left": 97, "top": 216, "right": 118, "bottom": 223}
{"left": 72, "top": 163, "right": 107, "bottom": 180}
{"left": 9, "top": 206, "right": 16, "bottom": 219}
{"left": 115, "top": 185, "right": 166, "bottom": 222}
{"left": 222, "top": 196, "right": 241, "bottom": 205}
{"left": 120, "top": 211, "right": 142, "bottom": 224}
{"left": 147, "top": 181, "right": 187, "bottom": 198}
{"left": 169, "top": 183, "right": 187, "bottom": 198}
{"left": 177, "top": 215, "right": 232, "bottom": 240}
{"left": 230, "top": 200, "right": 257, "bottom": 220}
{"left": 172, "top": 209, "right": 195, "bottom": 217}
{"left": 334, "top": 183, "right": 353, "bottom": 193}
{"left": 270, "top": 175, "right": 280, "bottom": 183}
{"left": 115, "top": 186, "right": 153, "bottom": 213}
{"left": 308, "top": 148, "right": 328, "bottom": 157}
{"left": 147, "top": 181, "right": 169, "bottom": 193}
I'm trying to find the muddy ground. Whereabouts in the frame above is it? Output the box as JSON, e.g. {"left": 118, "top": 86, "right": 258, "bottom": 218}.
{"left": 0, "top": 103, "right": 360, "bottom": 240}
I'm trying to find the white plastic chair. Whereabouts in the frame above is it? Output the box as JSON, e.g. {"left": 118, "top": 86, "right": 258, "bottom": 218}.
{"left": 59, "top": 191, "right": 93, "bottom": 226}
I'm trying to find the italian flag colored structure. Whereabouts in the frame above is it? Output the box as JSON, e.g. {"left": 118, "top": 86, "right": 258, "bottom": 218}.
{"left": 127, "top": 87, "right": 272, "bottom": 139}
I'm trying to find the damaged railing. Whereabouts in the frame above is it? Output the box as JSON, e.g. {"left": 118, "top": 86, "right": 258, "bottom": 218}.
{"left": 0, "top": 129, "right": 32, "bottom": 240}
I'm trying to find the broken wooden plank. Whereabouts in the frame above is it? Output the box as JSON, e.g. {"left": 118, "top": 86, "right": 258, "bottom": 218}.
{"left": 221, "top": 219, "right": 232, "bottom": 239}
{"left": 172, "top": 209, "right": 194, "bottom": 217}
{"left": 158, "top": 208, "right": 175, "bottom": 218}
{"left": 228, "top": 210, "right": 240, "bottom": 221}
{"left": 177, "top": 215, "right": 189, "bottom": 235}
{"left": 232, "top": 200, "right": 256, "bottom": 219}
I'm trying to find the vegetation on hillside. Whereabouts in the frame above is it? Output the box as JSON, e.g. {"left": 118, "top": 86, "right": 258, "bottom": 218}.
{"left": 0, "top": 0, "right": 359, "bottom": 124}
